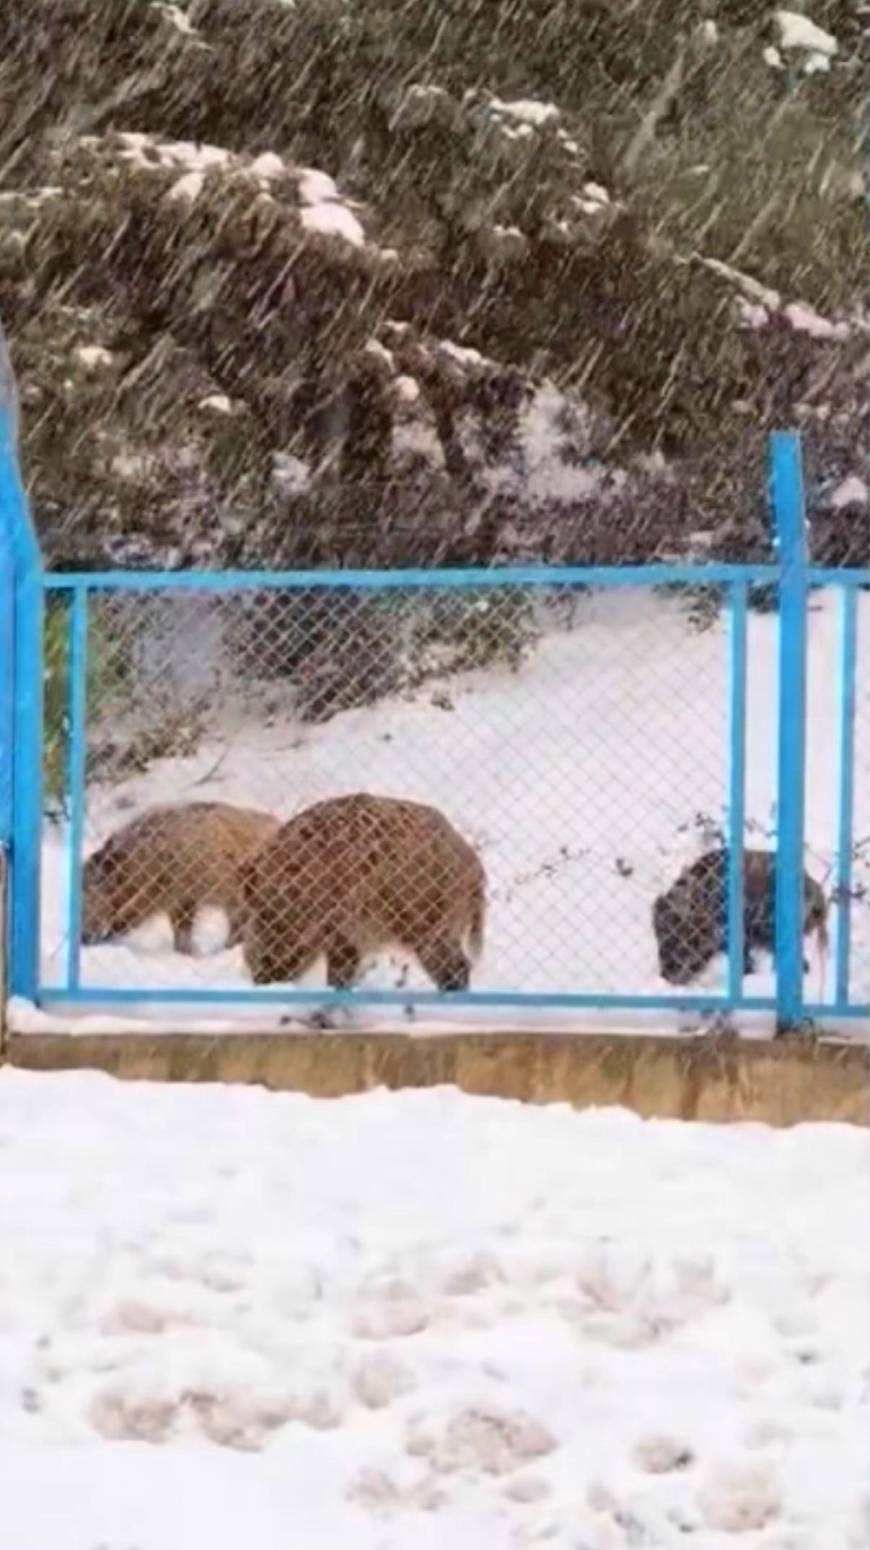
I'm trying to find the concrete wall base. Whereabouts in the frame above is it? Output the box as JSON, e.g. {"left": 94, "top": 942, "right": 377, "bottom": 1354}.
{"left": 5, "top": 1030, "right": 868, "bottom": 1127}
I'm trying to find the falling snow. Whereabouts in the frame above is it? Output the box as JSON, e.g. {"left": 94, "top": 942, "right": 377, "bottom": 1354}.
{"left": 0, "top": 9, "right": 867, "bottom": 1549}
{"left": 0, "top": 0, "right": 862, "bottom": 573}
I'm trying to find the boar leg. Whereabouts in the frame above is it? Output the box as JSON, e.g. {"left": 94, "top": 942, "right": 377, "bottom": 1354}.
{"left": 246, "top": 930, "right": 320, "bottom": 986}
{"left": 225, "top": 903, "right": 246, "bottom": 950}
{"left": 170, "top": 902, "right": 198, "bottom": 955}
{"left": 326, "top": 935, "right": 362, "bottom": 991}
{"left": 416, "top": 936, "right": 471, "bottom": 992}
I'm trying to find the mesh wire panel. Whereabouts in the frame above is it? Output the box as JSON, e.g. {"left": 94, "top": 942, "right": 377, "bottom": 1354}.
{"left": 845, "top": 591, "right": 870, "bottom": 1007}
{"left": 799, "top": 582, "right": 870, "bottom": 1014}
{"left": 40, "top": 579, "right": 740, "bottom": 1005}
{"left": 818, "top": 408, "right": 870, "bottom": 1009}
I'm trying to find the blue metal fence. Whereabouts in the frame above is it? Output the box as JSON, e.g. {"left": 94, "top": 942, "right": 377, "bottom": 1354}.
{"left": 1, "top": 414, "right": 868, "bottom": 1029}
{"left": 0, "top": 401, "right": 43, "bottom": 1008}
{"left": 771, "top": 428, "right": 809, "bottom": 1030}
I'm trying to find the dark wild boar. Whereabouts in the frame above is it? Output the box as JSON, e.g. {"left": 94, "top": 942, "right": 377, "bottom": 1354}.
{"left": 652, "top": 847, "right": 828, "bottom": 985}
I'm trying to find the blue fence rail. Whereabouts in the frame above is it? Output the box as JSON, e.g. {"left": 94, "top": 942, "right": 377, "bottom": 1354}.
{"left": 1, "top": 408, "right": 868, "bottom": 1029}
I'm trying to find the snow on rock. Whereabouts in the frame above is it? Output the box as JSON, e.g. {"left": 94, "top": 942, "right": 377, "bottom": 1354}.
{"left": 393, "top": 374, "right": 421, "bottom": 404}
{"left": 0, "top": 1072, "right": 866, "bottom": 1550}
{"left": 831, "top": 476, "right": 868, "bottom": 510}
{"left": 298, "top": 168, "right": 341, "bottom": 205}
{"left": 481, "top": 224, "right": 528, "bottom": 263}
{"left": 803, "top": 50, "right": 833, "bottom": 74}
{"left": 299, "top": 201, "right": 365, "bottom": 246}
{"left": 74, "top": 345, "right": 115, "bottom": 372}
{"left": 363, "top": 337, "right": 395, "bottom": 373}
{"left": 500, "top": 381, "right": 602, "bottom": 503}
{"left": 297, "top": 168, "right": 365, "bottom": 247}
{"left": 696, "top": 254, "right": 781, "bottom": 312}
{"left": 577, "top": 180, "right": 610, "bottom": 211}
{"left": 703, "top": 259, "right": 856, "bottom": 344}
{"left": 437, "top": 339, "right": 487, "bottom": 372}
{"left": 738, "top": 300, "right": 772, "bottom": 330}
{"left": 151, "top": 1, "right": 202, "bottom": 38}
{"left": 249, "top": 151, "right": 285, "bottom": 181}
{"left": 404, "top": 84, "right": 450, "bottom": 109}
{"left": 392, "top": 83, "right": 456, "bottom": 130}
{"left": 271, "top": 451, "right": 311, "bottom": 493}
{"left": 376, "top": 328, "right": 612, "bottom": 500}
{"left": 490, "top": 97, "right": 560, "bottom": 129}
{"left": 0, "top": 185, "right": 62, "bottom": 210}
{"left": 774, "top": 10, "right": 838, "bottom": 58}
{"left": 78, "top": 134, "right": 375, "bottom": 255}
{"left": 783, "top": 302, "right": 849, "bottom": 341}
{"left": 116, "top": 132, "right": 231, "bottom": 174}
{"left": 166, "top": 169, "right": 206, "bottom": 204}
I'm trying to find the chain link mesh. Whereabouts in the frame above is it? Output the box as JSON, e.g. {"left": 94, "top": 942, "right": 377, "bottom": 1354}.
{"left": 831, "top": 585, "right": 862, "bottom": 1010}
{"left": 837, "top": 482, "right": 870, "bottom": 1012}
{"left": 40, "top": 579, "right": 745, "bottom": 1008}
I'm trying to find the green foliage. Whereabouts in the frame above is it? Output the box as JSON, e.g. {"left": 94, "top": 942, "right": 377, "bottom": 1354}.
{"left": 409, "top": 589, "right": 541, "bottom": 678}
{"left": 237, "top": 585, "right": 541, "bottom": 724}
{"left": 0, "top": 0, "right": 863, "bottom": 567}
{"left": 640, "top": 56, "right": 866, "bottom": 309}
{"left": 42, "top": 598, "right": 127, "bottom": 814}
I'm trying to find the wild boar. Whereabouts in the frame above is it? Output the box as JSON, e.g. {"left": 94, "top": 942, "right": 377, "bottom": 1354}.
{"left": 652, "top": 847, "right": 828, "bottom": 985}
{"left": 240, "top": 792, "right": 486, "bottom": 992}
{"left": 81, "top": 801, "right": 280, "bottom": 954}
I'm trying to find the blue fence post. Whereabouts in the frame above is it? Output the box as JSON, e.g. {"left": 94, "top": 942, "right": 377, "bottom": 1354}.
{"left": 0, "top": 328, "right": 44, "bottom": 1005}
{"left": 11, "top": 552, "right": 44, "bottom": 1002}
{"left": 833, "top": 586, "right": 858, "bottom": 1008}
{"left": 65, "top": 586, "right": 89, "bottom": 993}
{"left": 0, "top": 510, "right": 12, "bottom": 854}
{"left": 770, "top": 429, "right": 809, "bottom": 1033}
{"left": 726, "top": 581, "right": 748, "bottom": 1004}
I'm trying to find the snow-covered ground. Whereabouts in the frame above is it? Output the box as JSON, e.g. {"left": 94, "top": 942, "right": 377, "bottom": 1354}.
{"left": 0, "top": 1070, "right": 866, "bottom": 1550}
{"left": 22, "top": 586, "right": 870, "bottom": 1038}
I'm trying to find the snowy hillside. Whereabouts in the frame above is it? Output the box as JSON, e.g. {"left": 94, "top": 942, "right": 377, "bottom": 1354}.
{"left": 0, "top": 1072, "right": 867, "bottom": 1550}
{"left": 23, "top": 587, "right": 870, "bottom": 1038}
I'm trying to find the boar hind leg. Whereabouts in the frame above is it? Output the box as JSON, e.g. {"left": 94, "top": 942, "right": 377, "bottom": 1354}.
{"left": 326, "top": 936, "right": 362, "bottom": 991}
{"left": 246, "top": 930, "right": 320, "bottom": 987}
{"left": 416, "top": 936, "right": 471, "bottom": 993}
{"left": 225, "top": 904, "right": 246, "bottom": 950}
{"left": 170, "top": 902, "right": 198, "bottom": 955}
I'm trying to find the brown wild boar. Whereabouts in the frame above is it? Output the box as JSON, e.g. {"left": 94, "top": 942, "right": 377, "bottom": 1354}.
{"left": 652, "top": 847, "right": 828, "bottom": 985}
{"left": 82, "top": 801, "right": 280, "bottom": 954}
{"left": 240, "top": 792, "right": 486, "bottom": 991}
